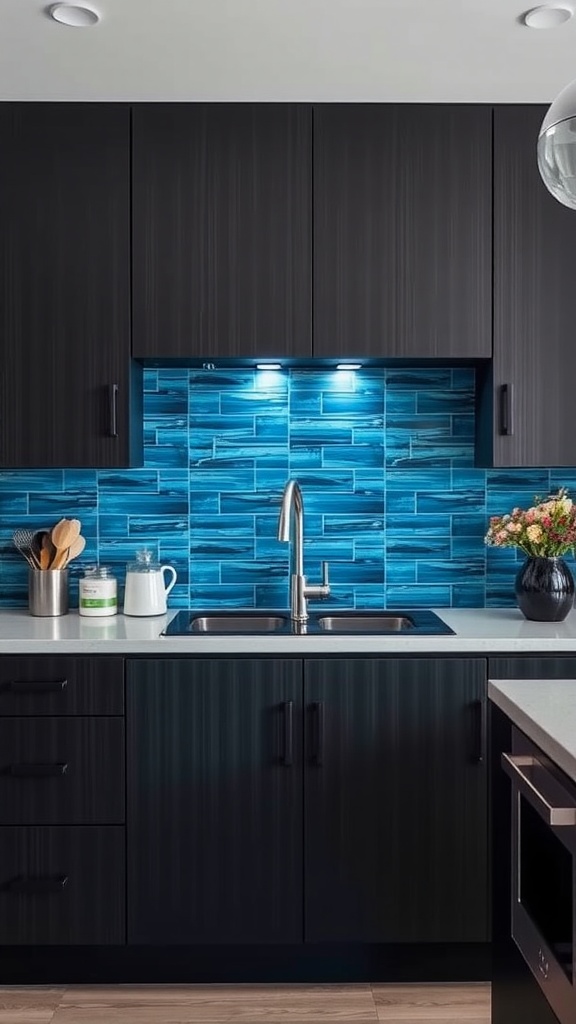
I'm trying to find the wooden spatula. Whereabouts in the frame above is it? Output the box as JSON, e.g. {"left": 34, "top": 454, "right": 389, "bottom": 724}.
{"left": 50, "top": 518, "right": 82, "bottom": 570}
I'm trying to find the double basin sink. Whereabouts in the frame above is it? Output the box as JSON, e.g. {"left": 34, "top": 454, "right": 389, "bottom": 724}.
{"left": 164, "top": 609, "right": 454, "bottom": 636}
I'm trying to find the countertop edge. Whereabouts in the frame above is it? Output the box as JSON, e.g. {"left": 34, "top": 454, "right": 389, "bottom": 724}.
{"left": 488, "top": 679, "right": 576, "bottom": 785}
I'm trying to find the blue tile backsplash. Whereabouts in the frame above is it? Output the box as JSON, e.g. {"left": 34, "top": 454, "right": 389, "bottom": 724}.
{"left": 1, "top": 365, "right": 575, "bottom": 610}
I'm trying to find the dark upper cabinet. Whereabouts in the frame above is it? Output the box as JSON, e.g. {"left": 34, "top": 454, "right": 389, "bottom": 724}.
{"left": 127, "top": 658, "right": 303, "bottom": 944}
{"left": 305, "top": 658, "right": 488, "bottom": 943}
{"left": 313, "top": 104, "right": 492, "bottom": 359}
{"left": 0, "top": 104, "right": 141, "bottom": 469}
{"left": 132, "top": 104, "right": 312, "bottom": 360}
{"left": 487, "top": 105, "right": 576, "bottom": 467}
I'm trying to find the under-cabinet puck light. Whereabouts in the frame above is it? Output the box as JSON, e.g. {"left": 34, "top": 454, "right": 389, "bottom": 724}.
{"left": 256, "top": 363, "right": 282, "bottom": 370}
{"left": 49, "top": 4, "right": 101, "bottom": 26}
{"left": 336, "top": 363, "right": 362, "bottom": 370}
{"left": 523, "top": 5, "right": 573, "bottom": 28}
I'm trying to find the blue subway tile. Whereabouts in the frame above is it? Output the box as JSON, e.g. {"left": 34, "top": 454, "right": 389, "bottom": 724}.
{"left": 0, "top": 471, "right": 65, "bottom": 492}
{"left": 386, "top": 369, "right": 452, "bottom": 389}
{"left": 190, "top": 586, "right": 255, "bottom": 609}
{"left": 385, "top": 585, "right": 452, "bottom": 607}
{"left": 417, "top": 558, "right": 484, "bottom": 582}
{"left": 323, "top": 444, "right": 384, "bottom": 468}
{"left": 417, "top": 390, "right": 475, "bottom": 414}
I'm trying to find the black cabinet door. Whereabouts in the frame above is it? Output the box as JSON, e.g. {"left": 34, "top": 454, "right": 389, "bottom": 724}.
{"left": 490, "top": 106, "right": 576, "bottom": 467}
{"left": 489, "top": 656, "right": 576, "bottom": 680}
{"left": 313, "top": 104, "right": 492, "bottom": 359}
{"left": 305, "top": 658, "right": 488, "bottom": 943}
{"left": 132, "top": 104, "right": 312, "bottom": 359}
{"left": 127, "top": 658, "right": 303, "bottom": 944}
{"left": 0, "top": 104, "right": 138, "bottom": 469}
{"left": 0, "top": 826, "right": 125, "bottom": 944}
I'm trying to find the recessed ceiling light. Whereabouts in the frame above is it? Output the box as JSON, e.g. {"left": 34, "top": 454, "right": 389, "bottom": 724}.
{"left": 48, "top": 4, "right": 101, "bottom": 27}
{"left": 523, "top": 5, "right": 573, "bottom": 28}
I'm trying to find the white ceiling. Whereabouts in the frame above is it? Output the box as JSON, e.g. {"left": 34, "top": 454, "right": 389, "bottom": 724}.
{"left": 2, "top": 0, "right": 576, "bottom": 102}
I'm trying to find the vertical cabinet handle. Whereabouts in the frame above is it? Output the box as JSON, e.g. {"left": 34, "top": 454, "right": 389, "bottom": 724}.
{"left": 310, "top": 701, "right": 324, "bottom": 766}
{"left": 109, "top": 383, "right": 119, "bottom": 438}
{"left": 281, "top": 701, "right": 294, "bottom": 766}
{"left": 5, "top": 875, "right": 68, "bottom": 895}
{"left": 6, "top": 679, "right": 67, "bottom": 694}
{"left": 500, "top": 383, "right": 514, "bottom": 436}
{"left": 470, "top": 700, "right": 485, "bottom": 764}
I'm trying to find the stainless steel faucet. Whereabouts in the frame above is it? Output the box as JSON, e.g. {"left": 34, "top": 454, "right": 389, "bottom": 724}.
{"left": 277, "top": 479, "right": 331, "bottom": 622}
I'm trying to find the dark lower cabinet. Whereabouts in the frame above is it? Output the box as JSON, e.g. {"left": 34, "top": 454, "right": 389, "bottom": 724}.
{"left": 304, "top": 658, "right": 488, "bottom": 943}
{"left": 126, "top": 658, "right": 304, "bottom": 944}
{"left": 0, "top": 826, "right": 125, "bottom": 944}
{"left": 0, "top": 104, "right": 140, "bottom": 468}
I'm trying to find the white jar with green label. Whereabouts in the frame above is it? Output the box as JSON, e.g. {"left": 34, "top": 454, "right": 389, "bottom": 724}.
{"left": 79, "top": 566, "right": 118, "bottom": 617}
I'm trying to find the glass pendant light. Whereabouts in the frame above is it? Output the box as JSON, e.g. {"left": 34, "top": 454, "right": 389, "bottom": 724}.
{"left": 538, "top": 79, "right": 576, "bottom": 208}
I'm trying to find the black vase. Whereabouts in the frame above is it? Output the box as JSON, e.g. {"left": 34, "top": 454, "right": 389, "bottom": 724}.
{"left": 515, "top": 556, "right": 575, "bottom": 621}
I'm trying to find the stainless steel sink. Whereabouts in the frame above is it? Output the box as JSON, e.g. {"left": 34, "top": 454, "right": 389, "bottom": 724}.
{"left": 189, "top": 615, "right": 289, "bottom": 633}
{"left": 317, "top": 615, "right": 414, "bottom": 632}
{"left": 163, "top": 608, "right": 454, "bottom": 636}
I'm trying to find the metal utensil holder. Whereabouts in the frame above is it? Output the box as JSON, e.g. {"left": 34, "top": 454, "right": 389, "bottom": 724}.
{"left": 28, "top": 569, "right": 69, "bottom": 617}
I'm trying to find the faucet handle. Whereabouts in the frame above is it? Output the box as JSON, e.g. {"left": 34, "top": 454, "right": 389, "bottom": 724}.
{"left": 321, "top": 561, "right": 330, "bottom": 587}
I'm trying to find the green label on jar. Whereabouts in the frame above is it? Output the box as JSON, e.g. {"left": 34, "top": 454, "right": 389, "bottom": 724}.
{"left": 80, "top": 598, "right": 117, "bottom": 608}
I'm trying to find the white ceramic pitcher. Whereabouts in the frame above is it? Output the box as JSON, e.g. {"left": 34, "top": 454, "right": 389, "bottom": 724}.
{"left": 123, "top": 549, "right": 177, "bottom": 616}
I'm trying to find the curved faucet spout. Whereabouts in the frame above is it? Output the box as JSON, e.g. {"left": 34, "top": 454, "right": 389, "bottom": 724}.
{"left": 277, "top": 478, "right": 330, "bottom": 622}
{"left": 277, "top": 479, "right": 304, "bottom": 577}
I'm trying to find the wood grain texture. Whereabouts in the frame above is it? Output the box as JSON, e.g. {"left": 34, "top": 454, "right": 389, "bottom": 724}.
{"left": 0, "top": 826, "right": 125, "bottom": 944}
{"left": 304, "top": 659, "right": 488, "bottom": 944}
{"left": 0, "top": 718, "right": 124, "bottom": 824}
{"left": 493, "top": 105, "right": 576, "bottom": 467}
{"left": 0, "top": 657, "right": 124, "bottom": 716}
{"left": 2, "top": 984, "right": 490, "bottom": 1024}
{"left": 313, "top": 104, "right": 492, "bottom": 359}
{"left": 372, "top": 982, "right": 490, "bottom": 1020}
{"left": 127, "top": 659, "right": 304, "bottom": 944}
{"left": 132, "top": 104, "right": 312, "bottom": 359}
{"left": 0, "top": 986, "right": 63, "bottom": 1024}
{"left": 0, "top": 104, "right": 134, "bottom": 468}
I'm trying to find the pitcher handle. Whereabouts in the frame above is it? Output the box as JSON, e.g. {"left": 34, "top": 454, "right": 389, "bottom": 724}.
{"left": 161, "top": 565, "right": 177, "bottom": 597}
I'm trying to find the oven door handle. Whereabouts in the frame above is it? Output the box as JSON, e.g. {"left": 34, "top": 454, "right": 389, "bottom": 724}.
{"left": 501, "top": 753, "right": 576, "bottom": 826}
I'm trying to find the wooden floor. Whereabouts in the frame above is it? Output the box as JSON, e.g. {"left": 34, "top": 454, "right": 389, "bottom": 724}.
{"left": 0, "top": 983, "right": 490, "bottom": 1024}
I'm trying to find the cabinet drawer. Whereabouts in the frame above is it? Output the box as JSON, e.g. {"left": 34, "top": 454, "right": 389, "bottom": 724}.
{"left": 0, "top": 826, "right": 125, "bottom": 944}
{"left": 0, "top": 718, "right": 124, "bottom": 824}
{"left": 0, "top": 657, "right": 124, "bottom": 715}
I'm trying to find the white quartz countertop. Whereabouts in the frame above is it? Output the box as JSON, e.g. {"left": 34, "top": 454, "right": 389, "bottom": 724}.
{"left": 488, "top": 677, "right": 576, "bottom": 785}
{"left": 2, "top": 606, "right": 576, "bottom": 654}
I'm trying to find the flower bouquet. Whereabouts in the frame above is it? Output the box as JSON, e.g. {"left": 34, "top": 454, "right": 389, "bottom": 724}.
{"left": 485, "top": 488, "right": 576, "bottom": 621}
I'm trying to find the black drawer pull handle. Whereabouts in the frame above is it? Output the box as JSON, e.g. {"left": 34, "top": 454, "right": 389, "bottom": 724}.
{"left": 500, "top": 382, "right": 514, "bottom": 436}
{"left": 9, "top": 762, "right": 68, "bottom": 778}
{"left": 109, "top": 383, "right": 119, "bottom": 438}
{"left": 281, "top": 701, "right": 294, "bottom": 766}
{"left": 311, "top": 701, "right": 324, "bottom": 766}
{"left": 470, "top": 700, "right": 485, "bottom": 764}
{"left": 6, "top": 679, "right": 68, "bottom": 694}
{"left": 5, "top": 875, "right": 68, "bottom": 895}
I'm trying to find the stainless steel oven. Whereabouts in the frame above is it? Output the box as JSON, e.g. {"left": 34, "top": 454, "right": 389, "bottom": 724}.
{"left": 502, "top": 727, "right": 576, "bottom": 1024}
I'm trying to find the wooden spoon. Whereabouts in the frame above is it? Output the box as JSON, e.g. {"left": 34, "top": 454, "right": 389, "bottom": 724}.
{"left": 40, "top": 531, "right": 57, "bottom": 570}
{"left": 50, "top": 519, "right": 81, "bottom": 570}
{"left": 62, "top": 534, "right": 86, "bottom": 567}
